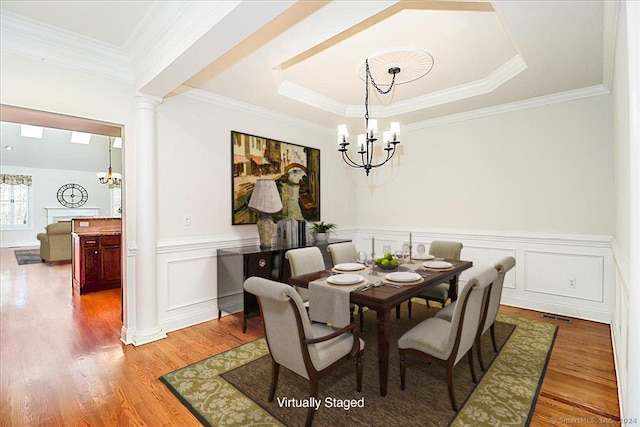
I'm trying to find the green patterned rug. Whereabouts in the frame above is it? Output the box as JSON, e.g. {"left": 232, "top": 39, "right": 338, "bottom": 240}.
{"left": 160, "top": 307, "right": 557, "bottom": 426}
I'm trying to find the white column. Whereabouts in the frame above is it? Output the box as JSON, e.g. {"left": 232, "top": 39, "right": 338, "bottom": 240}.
{"left": 132, "top": 93, "right": 166, "bottom": 345}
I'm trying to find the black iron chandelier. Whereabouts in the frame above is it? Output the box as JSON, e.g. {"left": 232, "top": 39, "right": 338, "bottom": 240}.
{"left": 337, "top": 59, "right": 401, "bottom": 176}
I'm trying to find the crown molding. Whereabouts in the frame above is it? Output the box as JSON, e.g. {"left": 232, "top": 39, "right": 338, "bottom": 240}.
{"left": 177, "top": 85, "right": 334, "bottom": 134}
{"left": 404, "top": 84, "right": 610, "bottom": 131}
{"left": 277, "top": 80, "right": 346, "bottom": 116}
{"left": 0, "top": 10, "right": 133, "bottom": 83}
{"left": 278, "top": 54, "right": 527, "bottom": 118}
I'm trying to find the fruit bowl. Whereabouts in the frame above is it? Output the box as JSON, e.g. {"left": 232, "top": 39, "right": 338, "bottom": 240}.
{"left": 375, "top": 253, "right": 400, "bottom": 270}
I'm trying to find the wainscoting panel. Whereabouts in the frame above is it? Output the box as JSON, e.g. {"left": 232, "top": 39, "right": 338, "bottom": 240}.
{"left": 166, "top": 256, "right": 217, "bottom": 311}
{"left": 524, "top": 250, "right": 604, "bottom": 302}
{"left": 123, "top": 228, "right": 613, "bottom": 344}
{"left": 358, "top": 227, "right": 614, "bottom": 323}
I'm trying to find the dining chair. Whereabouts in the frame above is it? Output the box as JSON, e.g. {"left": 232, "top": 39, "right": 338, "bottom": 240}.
{"left": 327, "top": 241, "right": 358, "bottom": 265}
{"left": 476, "top": 256, "right": 515, "bottom": 370}
{"left": 407, "top": 240, "right": 463, "bottom": 318}
{"left": 327, "top": 242, "right": 365, "bottom": 329}
{"left": 244, "top": 276, "right": 364, "bottom": 427}
{"left": 398, "top": 265, "right": 498, "bottom": 411}
{"left": 285, "top": 247, "right": 326, "bottom": 305}
{"left": 433, "top": 256, "right": 515, "bottom": 371}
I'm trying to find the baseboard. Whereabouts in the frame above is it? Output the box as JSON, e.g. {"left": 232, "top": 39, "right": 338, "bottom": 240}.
{"left": 500, "top": 296, "right": 612, "bottom": 324}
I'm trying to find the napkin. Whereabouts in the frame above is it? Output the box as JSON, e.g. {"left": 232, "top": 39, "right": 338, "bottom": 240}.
{"left": 308, "top": 278, "right": 366, "bottom": 327}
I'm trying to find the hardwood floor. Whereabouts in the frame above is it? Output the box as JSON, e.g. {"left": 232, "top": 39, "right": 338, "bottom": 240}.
{"left": 1, "top": 247, "right": 620, "bottom": 426}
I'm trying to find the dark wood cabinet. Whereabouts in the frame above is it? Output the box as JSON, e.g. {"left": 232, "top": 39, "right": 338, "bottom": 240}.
{"left": 217, "top": 239, "right": 349, "bottom": 332}
{"left": 72, "top": 234, "right": 122, "bottom": 294}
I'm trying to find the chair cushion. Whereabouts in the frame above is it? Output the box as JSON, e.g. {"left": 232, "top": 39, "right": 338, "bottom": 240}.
{"left": 309, "top": 323, "right": 365, "bottom": 371}
{"left": 418, "top": 283, "right": 449, "bottom": 301}
{"left": 434, "top": 302, "right": 455, "bottom": 322}
{"left": 398, "top": 317, "right": 452, "bottom": 360}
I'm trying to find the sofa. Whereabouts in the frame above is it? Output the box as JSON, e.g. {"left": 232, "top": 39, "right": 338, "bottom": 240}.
{"left": 36, "top": 222, "right": 72, "bottom": 263}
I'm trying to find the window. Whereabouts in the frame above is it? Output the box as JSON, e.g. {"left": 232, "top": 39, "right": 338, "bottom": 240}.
{"left": 0, "top": 174, "right": 32, "bottom": 229}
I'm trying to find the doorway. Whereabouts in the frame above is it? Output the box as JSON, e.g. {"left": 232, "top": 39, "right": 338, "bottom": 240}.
{"left": 0, "top": 104, "right": 125, "bottom": 328}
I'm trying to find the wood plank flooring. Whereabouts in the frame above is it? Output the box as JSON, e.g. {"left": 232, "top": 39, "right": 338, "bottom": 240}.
{"left": 1, "top": 247, "right": 620, "bottom": 426}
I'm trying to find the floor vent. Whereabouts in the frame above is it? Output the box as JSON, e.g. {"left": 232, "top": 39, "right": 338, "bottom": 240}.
{"left": 541, "top": 313, "right": 573, "bottom": 323}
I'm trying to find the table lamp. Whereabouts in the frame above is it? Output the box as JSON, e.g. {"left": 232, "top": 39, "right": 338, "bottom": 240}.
{"left": 248, "top": 179, "right": 283, "bottom": 249}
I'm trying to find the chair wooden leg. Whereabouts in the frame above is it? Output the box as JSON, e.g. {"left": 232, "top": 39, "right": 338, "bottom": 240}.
{"left": 356, "top": 354, "right": 363, "bottom": 392}
{"left": 359, "top": 308, "right": 364, "bottom": 332}
{"left": 395, "top": 304, "right": 401, "bottom": 319}
{"left": 407, "top": 300, "right": 413, "bottom": 318}
{"left": 468, "top": 348, "right": 477, "bottom": 383}
{"left": 400, "top": 354, "right": 406, "bottom": 390}
{"left": 306, "top": 380, "right": 319, "bottom": 427}
{"left": 446, "top": 364, "right": 458, "bottom": 411}
{"left": 490, "top": 323, "right": 498, "bottom": 352}
{"left": 477, "top": 334, "right": 486, "bottom": 372}
{"left": 268, "top": 360, "right": 280, "bottom": 402}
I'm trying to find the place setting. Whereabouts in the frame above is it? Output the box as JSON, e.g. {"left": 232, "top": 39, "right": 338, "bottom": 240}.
{"left": 381, "top": 271, "right": 424, "bottom": 287}
{"left": 331, "top": 262, "right": 367, "bottom": 274}
{"left": 421, "top": 260, "right": 455, "bottom": 272}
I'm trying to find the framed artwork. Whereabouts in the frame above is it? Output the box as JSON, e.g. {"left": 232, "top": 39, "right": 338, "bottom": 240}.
{"left": 231, "top": 131, "right": 320, "bottom": 225}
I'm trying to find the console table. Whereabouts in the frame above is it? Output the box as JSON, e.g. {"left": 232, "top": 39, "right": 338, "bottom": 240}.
{"left": 217, "top": 239, "right": 350, "bottom": 332}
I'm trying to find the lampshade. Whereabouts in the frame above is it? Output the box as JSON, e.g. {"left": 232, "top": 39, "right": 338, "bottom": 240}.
{"left": 248, "top": 180, "right": 283, "bottom": 214}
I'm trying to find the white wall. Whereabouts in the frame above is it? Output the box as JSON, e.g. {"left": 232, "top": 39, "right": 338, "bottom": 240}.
{"left": 355, "top": 95, "right": 614, "bottom": 235}
{"left": 0, "top": 165, "right": 113, "bottom": 247}
{"left": 156, "top": 93, "right": 357, "bottom": 241}
{"left": 152, "top": 93, "right": 358, "bottom": 331}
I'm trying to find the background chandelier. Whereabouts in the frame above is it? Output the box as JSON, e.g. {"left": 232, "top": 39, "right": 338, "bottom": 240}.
{"left": 96, "top": 137, "right": 122, "bottom": 187}
{"left": 337, "top": 58, "right": 401, "bottom": 176}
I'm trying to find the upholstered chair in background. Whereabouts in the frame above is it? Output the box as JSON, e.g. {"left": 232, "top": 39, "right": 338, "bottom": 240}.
{"left": 398, "top": 265, "right": 498, "bottom": 411}
{"left": 36, "top": 222, "right": 72, "bottom": 264}
{"left": 327, "top": 242, "right": 358, "bottom": 265}
{"left": 244, "top": 276, "right": 364, "bottom": 427}
{"left": 285, "top": 246, "right": 326, "bottom": 305}
{"left": 327, "top": 241, "right": 365, "bottom": 330}
{"left": 407, "top": 240, "right": 463, "bottom": 317}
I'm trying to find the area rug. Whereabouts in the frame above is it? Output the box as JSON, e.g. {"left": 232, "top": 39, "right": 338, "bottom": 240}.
{"left": 13, "top": 249, "right": 42, "bottom": 265}
{"left": 160, "top": 305, "right": 557, "bottom": 427}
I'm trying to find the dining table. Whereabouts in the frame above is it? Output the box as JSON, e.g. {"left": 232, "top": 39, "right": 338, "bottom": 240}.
{"left": 288, "top": 259, "right": 473, "bottom": 396}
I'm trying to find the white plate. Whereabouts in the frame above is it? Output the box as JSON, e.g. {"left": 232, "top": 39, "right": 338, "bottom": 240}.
{"left": 385, "top": 272, "right": 422, "bottom": 283}
{"left": 326, "top": 274, "right": 364, "bottom": 285}
{"left": 412, "top": 253, "right": 435, "bottom": 260}
{"left": 422, "top": 261, "right": 453, "bottom": 269}
{"left": 333, "top": 263, "right": 366, "bottom": 271}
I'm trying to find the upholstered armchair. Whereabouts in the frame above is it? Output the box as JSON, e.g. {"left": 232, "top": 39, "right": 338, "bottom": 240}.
{"left": 407, "top": 240, "right": 463, "bottom": 317}
{"left": 398, "top": 265, "right": 498, "bottom": 411}
{"left": 36, "top": 222, "right": 72, "bottom": 264}
{"left": 244, "top": 276, "right": 364, "bottom": 427}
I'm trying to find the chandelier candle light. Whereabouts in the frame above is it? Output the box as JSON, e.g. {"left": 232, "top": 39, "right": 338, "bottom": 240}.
{"left": 96, "top": 137, "right": 122, "bottom": 187}
{"left": 337, "top": 59, "right": 402, "bottom": 176}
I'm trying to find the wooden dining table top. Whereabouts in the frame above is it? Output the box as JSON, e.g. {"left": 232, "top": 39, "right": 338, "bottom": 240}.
{"left": 288, "top": 260, "right": 473, "bottom": 310}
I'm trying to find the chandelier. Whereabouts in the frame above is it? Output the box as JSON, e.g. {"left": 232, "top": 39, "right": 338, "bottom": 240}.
{"left": 96, "top": 137, "right": 122, "bottom": 187}
{"left": 337, "top": 59, "right": 402, "bottom": 176}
